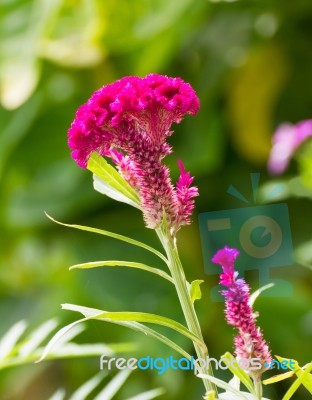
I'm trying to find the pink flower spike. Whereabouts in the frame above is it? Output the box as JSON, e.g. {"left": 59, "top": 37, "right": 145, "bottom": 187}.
{"left": 268, "top": 119, "right": 312, "bottom": 175}
{"left": 211, "top": 246, "right": 272, "bottom": 377}
{"left": 175, "top": 160, "right": 199, "bottom": 229}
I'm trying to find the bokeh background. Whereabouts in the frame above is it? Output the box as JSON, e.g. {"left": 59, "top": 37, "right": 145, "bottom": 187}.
{"left": 1, "top": 0, "right": 312, "bottom": 399}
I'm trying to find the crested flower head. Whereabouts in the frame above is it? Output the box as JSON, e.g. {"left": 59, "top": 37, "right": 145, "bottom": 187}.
{"left": 68, "top": 74, "right": 199, "bottom": 231}
{"left": 212, "top": 246, "right": 272, "bottom": 377}
{"left": 268, "top": 119, "right": 312, "bottom": 175}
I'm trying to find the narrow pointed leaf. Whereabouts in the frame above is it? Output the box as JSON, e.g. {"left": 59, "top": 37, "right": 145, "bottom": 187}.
{"left": 197, "top": 374, "right": 249, "bottom": 400}
{"left": 47, "top": 343, "right": 115, "bottom": 359}
{"left": 69, "top": 260, "right": 173, "bottom": 283}
{"left": 52, "top": 324, "right": 85, "bottom": 350}
{"left": 62, "top": 304, "right": 191, "bottom": 359}
{"left": 125, "top": 388, "right": 165, "bottom": 400}
{"left": 282, "top": 364, "right": 312, "bottom": 400}
{"left": 45, "top": 214, "right": 168, "bottom": 264}
{"left": 294, "top": 364, "right": 312, "bottom": 394}
{"left": 94, "top": 369, "right": 131, "bottom": 400}
{"left": 221, "top": 352, "right": 254, "bottom": 394}
{"left": 90, "top": 311, "right": 204, "bottom": 347}
{"left": 69, "top": 372, "right": 106, "bottom": 400}
{"left": 275, "top": 356, "right": 299, "bottom": 369}
{"left": 0, "top": 320, "right": 27, "bottom": 361}
{"left": 19, "top": 319, "right": 58, "bottom": 358}
{"left": 262, "top": 371, "right": 296, "bottom": 385}
{"left": 275, "top": 357, "right": 312, "bottom": 395}
{"left": 36, "top": 319, "right": 89, "bottom": 363}
{"left": 249, "top": 283, "right": 274, "bottom": 306}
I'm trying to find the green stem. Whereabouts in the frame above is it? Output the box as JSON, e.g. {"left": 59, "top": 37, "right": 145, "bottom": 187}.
{"left": 156, "top": 228, "right": 217, "bottom": 396}
{"left": 253, "top": 377, "right": 263, "bottom": 400}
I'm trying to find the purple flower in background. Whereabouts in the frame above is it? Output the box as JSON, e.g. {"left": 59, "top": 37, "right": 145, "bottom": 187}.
{"left": 268, "top": 119, "right": 312, "bottom": 175}
{"left": 212, "top": 246, "right": 272, "bottom": 377}
{"left": 68, "top": 74, "right": 199, "bottom": 231}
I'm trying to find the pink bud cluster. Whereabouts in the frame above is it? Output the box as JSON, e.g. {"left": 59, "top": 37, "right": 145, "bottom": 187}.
{"left": 212, "top": 246, "right": 272, "bottom": 375}
{"left": 68, "top": 74, "right": 199, "bottom": 231}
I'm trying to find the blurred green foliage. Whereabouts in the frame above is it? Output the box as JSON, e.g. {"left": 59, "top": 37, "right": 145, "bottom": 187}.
{"left": 1, "top": 0, "right": 312, "bottom": 399}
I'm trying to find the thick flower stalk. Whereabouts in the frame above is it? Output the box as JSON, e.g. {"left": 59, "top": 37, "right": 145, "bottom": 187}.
{"left": 268, "top": 119, "right": 312, "bottom": 175}
{"left": 211, "top": 246, "right": 272, "bottom": 380}
{"left": 68, "top": 74, "right": 199, "bottom": 233}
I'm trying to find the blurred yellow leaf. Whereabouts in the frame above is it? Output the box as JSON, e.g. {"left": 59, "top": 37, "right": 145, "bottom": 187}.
{"left": 228, "top": 43, "right": 289, "bottom": 164}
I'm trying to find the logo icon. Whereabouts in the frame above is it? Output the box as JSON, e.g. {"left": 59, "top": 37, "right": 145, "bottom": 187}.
{"left": 198, "top": 174, "right": 293, "bottom": 300}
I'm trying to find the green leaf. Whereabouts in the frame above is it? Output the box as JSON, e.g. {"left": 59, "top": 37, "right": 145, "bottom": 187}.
{"left": 221, "top": 352, "right": 254, "bottom": 394}
{"left": 94, "top": 175, "right": 141, "bottom": 209}
{"left": 49, "top": 342, "right": 132, "bottom": 359}
{"left": 69, "top": 260, "right": 173, "bottom": 283}
{"left": 36, "top": 318, "right": 91, "bottom": 363}
{"left": 94, "top": 369, "right": 131, "bottom": 400}
{"left": 90, "top": 311, "right": 204, "bottom": 347}
{"left": 125, "top": 388, "right": 165, "bottom": 400}
{"left": 295, "top": 366, "right": 312, "bottom": 394}
{"left": 203, "top": 391, "right": 216, "bottom": 400}
{"left": 189, "top": 280, "right": 204, "bottom": 304}
{"left": 45, "top": 213, "right": 168, "bottom": 264}
{"left": 249, "top": 283, "right": 274, "bottom": 306}
{"left": 51, "top": 324, "right": 85, "bottom": 349}
{"left": 87, "top": 152, "right": 140, "bottom": 208}
{"left": 262, "top": 371, "right": 296, "bottom": 385}
{"left": 63, "top": 303, "right": 204, "bottom": 348}
{"left": 69, "top": 372, "right": 106, "bottom": 400}
{"left": 282, "top": 363, "right": 312, "bottom": 400}
{"left": 197, "top": 374, "right": 249, "bottom": 400}
{"left": 18, "top": 318, "right": 58, "bottom": 358}
{"left": 275, "top": 356, "right": 299, "bottom": 370}
{"left": 275, "top": 356, "right": 312, "bottom": 395}
{"left": 34, "top": 321, "right": 132, "bottom": 364}
{"left": 0, "top": 320, "right": 27, "bottom": 361}
{"left": 0, "top": 318, "right": 129, "bottom": 370}
{"left": 61, "top": 304, "right": 191, "bottom": 360}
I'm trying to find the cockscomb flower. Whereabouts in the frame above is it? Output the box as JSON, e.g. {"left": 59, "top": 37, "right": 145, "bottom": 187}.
{"left": 212, "top": 246, "right": 272, "bottom": 377}
{"left": 268, "top": 119, "right": 312, "bottom": 175}
{"left": 68, "top": 74, "right": 199, "bottom": 231}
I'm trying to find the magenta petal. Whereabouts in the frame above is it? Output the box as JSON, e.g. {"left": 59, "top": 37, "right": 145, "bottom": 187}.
{"left": 211, "top": 246, "right": 240, "bottom": 274}
{"left": 212, "top": 245, "right": 272, "bottom": 372}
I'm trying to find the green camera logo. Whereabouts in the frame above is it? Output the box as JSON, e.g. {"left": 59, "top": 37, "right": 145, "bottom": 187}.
{"left": 199, "top": 174, "right": 293, "bottom": 300}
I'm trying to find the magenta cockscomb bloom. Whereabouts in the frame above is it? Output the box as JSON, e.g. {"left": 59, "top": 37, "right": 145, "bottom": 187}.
{"left": 68, "top": 74, "right": 199, "bottom": 231}
{"left": 268, "top": 119, "right": 312, "bottom": 175}
{"left": 212, "top": 246, "right": 272, "bottom": 376}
